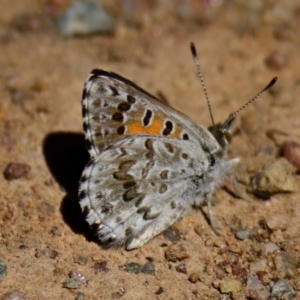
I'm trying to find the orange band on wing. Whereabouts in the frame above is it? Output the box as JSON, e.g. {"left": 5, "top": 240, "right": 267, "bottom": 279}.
{"left": 128, "top": 119, "right": 163, "bottom": 135}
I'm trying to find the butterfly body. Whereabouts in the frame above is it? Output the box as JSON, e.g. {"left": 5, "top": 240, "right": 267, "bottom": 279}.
{"left": 79, "top": 69, "right": 237, "bottom": 249}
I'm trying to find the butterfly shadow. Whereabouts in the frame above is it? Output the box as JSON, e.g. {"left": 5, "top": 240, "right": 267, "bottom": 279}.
{"left": 43, "top": 132, "right": 98, "bottom": 242}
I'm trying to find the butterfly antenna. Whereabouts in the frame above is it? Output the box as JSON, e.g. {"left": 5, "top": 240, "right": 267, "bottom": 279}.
{"left": 190, "top": 42, "right": 215, "bottom": 126}
{"left": 221, "top": 77, "right": 277, "bottom": 131}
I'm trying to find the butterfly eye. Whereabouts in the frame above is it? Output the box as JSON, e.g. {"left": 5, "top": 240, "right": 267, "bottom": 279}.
{"left": 220, "top": 117, "right": 235, "bottom": 145}
{"left": 208, "top": 123, "right": 232, "bottom": 149}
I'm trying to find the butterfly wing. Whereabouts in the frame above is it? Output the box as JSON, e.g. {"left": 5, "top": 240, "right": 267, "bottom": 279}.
{"left": 82, "top": 69, "right": 221, "bottom": 158}
{"left": 79, "top": 69, "right": 233, "bottom": 249}
{"left": 79, "top": 135, "right": 215, "bottom": 250}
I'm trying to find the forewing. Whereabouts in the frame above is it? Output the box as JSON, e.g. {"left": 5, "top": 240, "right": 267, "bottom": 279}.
{"left": 79, "top": 136, "right": 210, "bottom": 249}
{"left": 81, "top": 69, "right": 220, "bottom": 158}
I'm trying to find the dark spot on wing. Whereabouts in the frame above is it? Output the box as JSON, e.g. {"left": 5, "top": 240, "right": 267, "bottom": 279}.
{"left": 117, "top": 125, "right": 125, "bottom": 135}
{"left": 160, "top": 170, "right": 169, "bottom": 179}
{"left": 118, "top": 102, "right": 131, "bottom": 112}
{"left": 165, "top": 143, "right": 174, "bottom": 153}
{"left": 78, "top": 190, "right": 87, "bottom": 200}
{"left": 159, "top": 183, "right": 168, "bottom": 194}
{"left": 125, "top": 227, "right": 133, "bottom": 236}
{"left": 183, "top": 133, "right": 189, "bottom": 140}
{"left": 181, "top": 153, "right": 189, "bottom": 160}
{"left": 163, "top": 121, "right": 173, "bottom": 136}
{"left": 143, "top": 109, "right": 153, "bottom": 126}
{"left": 112, "top": 112, "right": 124, "bottom": 122}
{"left": 119, "top": 160, "right": 136, "bottom": 170}
{"left": 123, "top": 181, "right": 137, "bottom": 189}
{"left": 82, "top": 206, "right": 90, "bottom": 218}
{"left": 123, "top": 187, "right": 140, "bottom": 201}
{"left": 113, "top": 171, "right": 133, "bottom": 181}
{"left": 110, "top": 85, "right": 119, "bottom": 96}
{"left": 127, "top": 95, "right": 136, "bottom": 104}
{"left": 101, "top": 204, "right": 112, "bottom": 214}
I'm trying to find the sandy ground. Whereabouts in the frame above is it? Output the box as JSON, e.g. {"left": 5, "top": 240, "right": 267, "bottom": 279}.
{"left": 0, "top": 1, "right": 300, "bottom": 299}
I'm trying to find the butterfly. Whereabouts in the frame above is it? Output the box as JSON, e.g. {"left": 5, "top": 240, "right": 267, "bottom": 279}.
{"left": 78, "top": 43, "right": 277, "bottom": 250}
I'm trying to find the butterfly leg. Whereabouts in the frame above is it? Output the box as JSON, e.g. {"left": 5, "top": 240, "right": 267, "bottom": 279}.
{"left": 206, "top": 198, "right": 222, "bottom": 236}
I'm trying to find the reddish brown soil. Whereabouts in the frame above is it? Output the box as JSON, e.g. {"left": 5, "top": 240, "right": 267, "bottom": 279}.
{"left": 0, "top": 1, "right": 299, "bottom": 299}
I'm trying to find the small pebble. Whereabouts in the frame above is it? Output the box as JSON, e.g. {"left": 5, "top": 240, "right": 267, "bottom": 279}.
{"left": 249, "top": 259, "right": 267, "bottom": 274}
{"left": 111, "top": 287, "right": 126, "bottom": 298}
{"left": 220, "top": 277, "right": 242, "bottom": 293}
{"left": 194, "top": 225, "right": 204, "bottom": 236}
{"left": 271, "top": 279, "right": 296, "bottom": 297}
{"left": 175, "top": 263, "right": 187, "bottom": 274}
{"left": 62, "top": 278, "right": 79, "bottom": 289}
{"left": 123, "top": 262, "right": 141, "bottom": 274}
{"left": 0, "top": 259, "right": 7, "bottom": 283}
{"left": 235, "top": 229, "right": 251, "bottom": 240}
{"left": 162, "top": 226, "right": 181, "bottom": 242}
{"left": 93, "top": 261, "right": 109, "bottom": 274}
{"left": 3, "top": 162, "right": 31, "bottom": 180}
{"left": 249, "top": 158, "right": 296, "bottom": 199}
{"left": 251, "top": 243, "right": 264, "bottom": 255}
{"left": 232, "top": 262, "right": 246, "bottom": 278}
{"left": 49, "top": 226, "right": 62, "bottom": 237}
{"left": 228, "top": 245, "right": 242, "bottom": 254}
{"left": 204, "top": 238, "right": 213, "bottom": 247}
{"left": 140, "top": 261, "right": 155, "bottom": 275}
{"left": 154, "top": 287, "right": 164, "bottom": 295}
{"left": 69, "top": 270, "right": 88, "bottom": 283}
{"left": 188, "top": 272, "right": 199, "bottom": 283}
{"left": 271, "top": 229, "right": 285, "bottom": 243}
{"left": 273, "top": 253, "right": 298, "bottom": 277}
{"left": 74, "top": 255, "right": 88, "bottom": 265}
{"left": 35, "top": 248, "right": 59, "bottom": 259}
{"left": 264, "top": 242, "right": 280, "bottom": 254}
{"left": 74, "top": 292, "right": 86, "bottom": 300}
{"left": 165, "top": 242, "right": 189, "bottom": 262}
{"left": 58, "top": 1, "right": 115, "bottom": 36}
{"left": 281, "top": 141, "right": 300, "bottom": 172}
{"left": 265, "top": 51, "right": 288, "bottom": 70}
{"left": 212, "top": 238, "right": 224, "bottom": 249}
{"left": 0, "top": 291, "right": 26, "bottom": 300}
{"left": 247, "top": 274, "right": 270, "bottom": 299}
{"left": 266, "top": 215, "right": 287, "bottom": 231}
{"left": 38, "top": 202, "right": 55, "bottom": 216}
{"left": 205, "top": 265, "right": 214, "bottom": 276}
{"left": 92, "top": 254, "right": 104, "bottom": 261}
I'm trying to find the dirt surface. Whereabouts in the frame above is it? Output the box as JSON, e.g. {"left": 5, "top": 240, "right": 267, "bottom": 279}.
{"left": 1, "top": 1, "right": 300, "bottom": 299}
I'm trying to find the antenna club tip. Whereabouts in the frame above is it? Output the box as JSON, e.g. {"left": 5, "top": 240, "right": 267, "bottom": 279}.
{"left": 190, "top": 42, "right": 197, "bottom": 57}
{"left": 265, "top": 76, "right": 278, "bottom": 90}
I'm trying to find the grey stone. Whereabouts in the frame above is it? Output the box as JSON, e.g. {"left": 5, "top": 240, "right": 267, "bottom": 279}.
{"left": 58, "top": 1, "right": 115, "bottom": 37}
